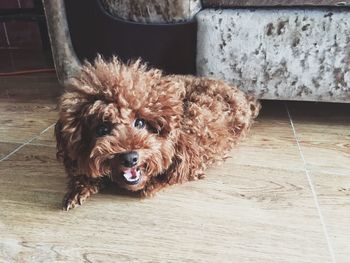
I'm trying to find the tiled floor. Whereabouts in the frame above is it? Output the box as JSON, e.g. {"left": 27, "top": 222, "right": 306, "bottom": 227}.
{"left": 0, "top": 73, "right": 349, "bottom": 263}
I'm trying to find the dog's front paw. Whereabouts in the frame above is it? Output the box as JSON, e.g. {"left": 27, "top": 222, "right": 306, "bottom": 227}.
{"left": 191, "top": 171, "right": 206, "bottom": 181}
{"left": 62, "top": 188, "right": 91, "bottom": 211}
{"left": 196, "top": 172, "right": 206, "bottom": 180}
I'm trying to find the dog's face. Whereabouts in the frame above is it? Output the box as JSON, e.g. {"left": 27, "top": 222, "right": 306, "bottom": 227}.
{"left": 79, "top": 104, "right": 177, "bottom": 192}
{"left": 56, "top": 58, "right": 184, "bottom": 192}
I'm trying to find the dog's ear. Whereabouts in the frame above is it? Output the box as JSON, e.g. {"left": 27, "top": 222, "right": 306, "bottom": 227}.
{"left": 55, "top": 118, "right": 83, "bottom": 159}
{"left": 54, "top": 120, "right": 64, "bottom": 161}
{"left": 55, "top": 119, "right": 81, "bottom": 175}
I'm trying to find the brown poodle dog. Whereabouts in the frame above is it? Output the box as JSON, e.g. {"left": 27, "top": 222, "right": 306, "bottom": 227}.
{"left": 55, "top": 56, "right": 260, "bottom": 210}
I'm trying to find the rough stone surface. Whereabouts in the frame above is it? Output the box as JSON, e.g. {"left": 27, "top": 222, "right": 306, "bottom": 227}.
{"left": 197, "top": 8, "right": 350, "bottom": 102}
{"left": 100, "top": 0, "right": 201, "bottom": 23}
{"left": 203, "top": 0, "right": 350, "bottom": 7}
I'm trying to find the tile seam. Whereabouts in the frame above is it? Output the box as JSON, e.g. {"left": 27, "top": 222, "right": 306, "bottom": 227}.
{"left": 285, "top": 102, "right": 336, "bottom": 263}
{"left": 0, "top": 123, "right": 55, "bottom": 162}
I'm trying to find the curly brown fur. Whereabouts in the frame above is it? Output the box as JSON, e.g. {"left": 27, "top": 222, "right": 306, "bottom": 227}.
{"left": 55, "top": 56, "right": 260, "bottom": 210}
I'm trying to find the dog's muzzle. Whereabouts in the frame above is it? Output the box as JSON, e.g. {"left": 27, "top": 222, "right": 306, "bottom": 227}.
{"left": 110, "top": 151, "right": 142, "bottom": 185}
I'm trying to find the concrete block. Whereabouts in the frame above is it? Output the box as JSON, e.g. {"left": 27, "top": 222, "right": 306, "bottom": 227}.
{"left": 197, "top": 8, "right": 350, "bottom": 102}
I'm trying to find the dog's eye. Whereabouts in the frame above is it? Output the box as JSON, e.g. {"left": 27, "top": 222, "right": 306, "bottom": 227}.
{"left": 96, "top": 124, "right": 111, "bottom": 137}
{"left": 134, "top": 118, "right": 145, "bottom": 129}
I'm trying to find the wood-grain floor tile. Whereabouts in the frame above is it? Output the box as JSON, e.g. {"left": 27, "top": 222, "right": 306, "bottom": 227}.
{"left": 0, "top": 143, "right": 332, "bottom": 262}
{"left": 0, "top": 102, "right": 57, "bottom": 143}
{"left": 0, "top": 142, "right": 21, "bottom": 160}
{"left": 30, "top": 126, "right": 56, "bottom": 147}
{"left": 311, "top": 172, "right": 350, "bottom": 263}
{"left": 233, "top": 101, "right": 304, "bottom": 171}
{"left": 0, "top": 73, "right": 60, "bottom": 143}
{"left": 287, "top": 102, "right": 350, "bottom": 175}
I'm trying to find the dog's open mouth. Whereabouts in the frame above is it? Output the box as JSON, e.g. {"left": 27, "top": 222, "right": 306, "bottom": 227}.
{"left": 109, "top": 155, "right": 144, "bottom": 187}
{"left": 121, "top": 167, "right": 141, "bottom": 185}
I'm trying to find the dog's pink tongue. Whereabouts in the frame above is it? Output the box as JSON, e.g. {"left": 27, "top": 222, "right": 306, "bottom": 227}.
{"left": 130, "top": 168, "right": 137, "bottom": 179}
{"left": 123, "top": 167, "right": 137, "bottom": 179}
{"left": 122, "top": 167, "right": 141, "bottom": 183}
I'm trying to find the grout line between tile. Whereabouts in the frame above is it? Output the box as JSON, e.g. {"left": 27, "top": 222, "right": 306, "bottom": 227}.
{"left": 285, "top": 103, "right": 337, "bottom": 263}
{"left": 0, "top": 123, "right": 55, "bottom": 162}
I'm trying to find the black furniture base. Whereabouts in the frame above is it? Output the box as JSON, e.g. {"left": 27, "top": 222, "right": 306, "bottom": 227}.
{"left": 64, "top": 0, "right": 197, "bottom": 75}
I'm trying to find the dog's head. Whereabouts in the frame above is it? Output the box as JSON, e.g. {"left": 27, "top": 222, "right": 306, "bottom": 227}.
{"left": 55, "top": 56, "right": 185, "bottom": 192}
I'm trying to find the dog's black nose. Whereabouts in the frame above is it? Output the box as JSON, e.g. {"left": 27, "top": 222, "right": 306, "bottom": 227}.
{"left": 119, "top": 151, "right": 139, "bottom": 167}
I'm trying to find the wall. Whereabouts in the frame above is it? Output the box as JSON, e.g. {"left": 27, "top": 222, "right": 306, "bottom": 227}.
{"left": 0, "top": 0, "right": 42, "bottom": 49}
